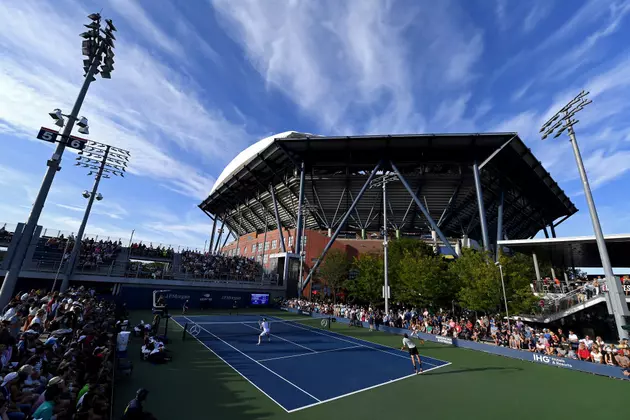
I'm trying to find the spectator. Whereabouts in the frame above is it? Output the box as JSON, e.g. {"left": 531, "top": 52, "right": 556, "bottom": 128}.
{"left": 122, "top": 388, "right": 156, "bottom": 420}
{"left": 282, "top": 297, "right": 630, "bottom": 377}
{"left": 0, "top": 287, "right": 118, "bottom": 420}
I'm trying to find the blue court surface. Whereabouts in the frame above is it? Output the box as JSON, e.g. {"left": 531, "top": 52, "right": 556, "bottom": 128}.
{"left": 171, "top": 314, "right": 451, "bottom": 413}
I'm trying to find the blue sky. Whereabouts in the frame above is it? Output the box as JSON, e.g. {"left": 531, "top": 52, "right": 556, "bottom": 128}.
{"left": 1, "top": 0, "right": 630, "bottom": 253}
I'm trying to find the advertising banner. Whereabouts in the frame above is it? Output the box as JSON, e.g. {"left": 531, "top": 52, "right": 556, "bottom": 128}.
{"left": 118, "top": 286, "right": 277, "bottom": 310}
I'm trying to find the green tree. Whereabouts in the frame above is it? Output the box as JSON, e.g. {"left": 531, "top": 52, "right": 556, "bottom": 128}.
{"left": 498, "top": 252, "right": 539, "bottom": 315}
{"left": 395, "top": 250, "right": 457, "bottom": 310}
{"left": 450, "top": 248, "right": 502, "bottom": 313}
{"left": 347, "top": 253, "right": 383, "bottom": 305}
{"left": 317, "top": 249, "right": 350, "bottom": 302}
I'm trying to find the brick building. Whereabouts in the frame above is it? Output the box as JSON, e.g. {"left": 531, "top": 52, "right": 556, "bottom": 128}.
{"left": 221, "top": 228, "right": 386, "bottom": 296}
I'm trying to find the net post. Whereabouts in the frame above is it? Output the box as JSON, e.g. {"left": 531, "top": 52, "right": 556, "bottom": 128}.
{"left": 183, "top": 323, "right": 188, "bottom": 341}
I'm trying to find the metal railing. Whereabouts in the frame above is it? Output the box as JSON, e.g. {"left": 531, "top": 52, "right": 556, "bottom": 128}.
{"left": 19, "top": 258, "right": 281, "bottom": 286}
{"left": 526, "top": 283, "right": 608, "bottom": 317}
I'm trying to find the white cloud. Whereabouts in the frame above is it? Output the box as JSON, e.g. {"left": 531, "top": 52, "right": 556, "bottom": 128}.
{"left": 542, "top": 1, "right": 630, "bottom": 80}
{"left": 523, "top": 3, "right": 551, "bottom": 33}
{"left": 0, "top": 0, "right": 252, "bottom": 200}
{"left": 108, "top": 0, "right": 184, "bottom": 57}
{"left": 582, "top": 148, "right": 630, "bottom": 188}
{"left": 212, "top": 0, "right": 483, "bottom": 134}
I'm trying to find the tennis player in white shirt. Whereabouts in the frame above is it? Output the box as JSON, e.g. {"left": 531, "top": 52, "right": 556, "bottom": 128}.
{"left": 401, "top": 333, "right": 423, "bottom": 374}
{"left": 257, "top": 318, "right": 271, "bottom": 345}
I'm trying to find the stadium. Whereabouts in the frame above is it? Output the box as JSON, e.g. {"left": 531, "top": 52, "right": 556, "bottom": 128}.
{"left": 201, "top": 130, "right": 577, "bottom": 297}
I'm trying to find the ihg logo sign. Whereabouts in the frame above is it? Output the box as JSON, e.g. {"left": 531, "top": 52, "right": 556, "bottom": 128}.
{"left": 532, "top": 354, "right": 551, "bottom": 363}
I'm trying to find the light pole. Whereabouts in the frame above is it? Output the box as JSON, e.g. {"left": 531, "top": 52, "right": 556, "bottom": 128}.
{"left": 541, "top": 90, "right": 629, "bottom": 339}
{"left": 369, "top": 172, "right": 399, "bottom": 314}
{"left": 0, "top": 13, "right": 117, "bottom": 307}
{"left": 60, "top": 141, "right": 130, "bottom": 292}
{"left": 495, "top": 261, "right": 510, "bottom": 328}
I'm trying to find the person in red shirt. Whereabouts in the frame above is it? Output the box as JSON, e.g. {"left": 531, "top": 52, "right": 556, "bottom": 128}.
{"left": 577, "top": 342, "right": 591, "bottom": 361}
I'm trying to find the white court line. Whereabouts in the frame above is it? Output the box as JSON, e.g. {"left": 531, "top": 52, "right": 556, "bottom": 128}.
{"left": 287, "top": 362, "right": 452, "bottom": 413}
{"left": 239, "top": 322, "right": 316, "bottom": 353}
{"left": 182, "top": 316, "right": 321, "bottom": 403}
{"left": 258, "top": 345, "right": 364, "bottom": 362}
{"left": 171, "top": 317, "right": 290, "bottom": 413}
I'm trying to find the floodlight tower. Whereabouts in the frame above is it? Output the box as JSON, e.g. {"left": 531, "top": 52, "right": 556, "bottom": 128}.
{"left": 0, "top": 14, "right": 118, "bottom": 307}
{"left": 369, "top": 172, "right": 399, "bottom": 314}
{"left": 59, "top": 141, "right": 130, "bottom": 292}
{"left": 541, "top": 90, "right": 629, "bottom": 339}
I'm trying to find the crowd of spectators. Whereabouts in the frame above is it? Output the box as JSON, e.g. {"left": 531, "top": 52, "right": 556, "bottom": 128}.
{"left": 0, "top": 286, "right": 119, "bottom": 420}
{"left": 76, "top": 239, "right": 122, "bottom": 270}
{"left": 129, "top": 244, "right": 173, "bottom": 260}
{"left": 41, "top": 235, "right": 122, "bottom": 270}
{"left": 180, "top": 251, "right": 262, "bottom": 280}
{"left": 283, "top": 298, "right": 630, "bottom": 376}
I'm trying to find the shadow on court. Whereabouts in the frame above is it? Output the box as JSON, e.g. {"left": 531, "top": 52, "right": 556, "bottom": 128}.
{"left": 114, "top": 311, "right": 280, "bottom": 420}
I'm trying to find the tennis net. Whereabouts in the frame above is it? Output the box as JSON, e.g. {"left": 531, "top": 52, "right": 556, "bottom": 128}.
{"left": 182, "top": 316, "right": 332, "bottom": 341}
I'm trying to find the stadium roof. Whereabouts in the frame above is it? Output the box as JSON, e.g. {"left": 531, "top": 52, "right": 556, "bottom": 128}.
{"left": 498, "top": 234, "right": 630, "bottom": 268}
{"left": 200, "top": 132, "right": 577, "bottom": 242}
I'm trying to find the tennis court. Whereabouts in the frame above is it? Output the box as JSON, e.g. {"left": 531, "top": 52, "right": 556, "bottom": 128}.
{"left": 170, "top": 314, "right": 450, "bottom": 412}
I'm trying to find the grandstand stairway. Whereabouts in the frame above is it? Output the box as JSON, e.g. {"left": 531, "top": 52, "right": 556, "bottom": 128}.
{"left": 109, "top": 251, "right": 130, "bottom": 277}
{"left": 518, "top": 285, "right": 630, "bottom": 323}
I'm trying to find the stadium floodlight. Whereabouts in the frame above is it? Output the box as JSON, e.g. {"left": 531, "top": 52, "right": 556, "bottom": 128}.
{"left": 77, "top": 116, "right": 89, "bottom": 128}
{"left": 59, "top": 139, "right": 130, "bottom": 293}
{"left": 77, "top": 125, "right": 89, "bottom": 135}
{"left": 540, "top": 90, "right": 629, "bottom": 340}
{"left": 102, "top": 27, "right": 116, "bottom": 41}
{"left": 105, "top": 18, "right": 117, "bottom": 32}
{"left": 0, "top": 13, "right": 121, "bottom": 306}
{"left": 49, "top": 108, "right": 64, "bottom": 123}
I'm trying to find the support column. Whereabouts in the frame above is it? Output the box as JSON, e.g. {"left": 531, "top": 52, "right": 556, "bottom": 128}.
{"left": 302, "top": 161, "right": 382, "bottom": 289}
{"left": 235, "top": 211, "right": 242, "bottom": 254}
{"left": 549, "top": 223, "right": 557, "bottom": 238}
{"left": 220, "top": 230, "right": 231, "bottom": 256}
{"left": 532, "top": 252, "right": 542, "bottom": 288}
{"left": 270, "top": 186, "right": 287, "bottom": 253}
{"left": 563, "top": 270, "right": 570, "bottom": 288}
{"left": 472, "top": 162, "right": 490, "bottom": 252}
{"left": 295, "top": 161, "right": 306, "bottom": 256}
{"left": 495, "top": 188, "right": 504, "bottom": 262}
{"left": 208, "top": 216, "right": 217, "bottom": 256}
{"left": 260, "top": 214, "right": 268, "bottom": 273}
{"left": 214, "top": 219, "right": 224, "bottom": 254}
{"left": 390, "top": 162, "right": 457, "bottom": 256}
